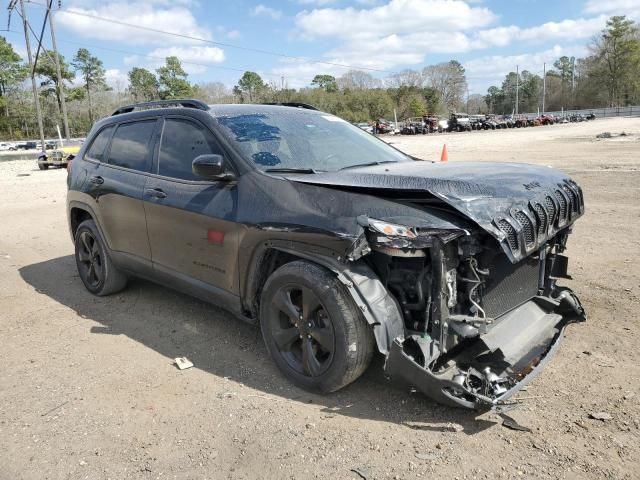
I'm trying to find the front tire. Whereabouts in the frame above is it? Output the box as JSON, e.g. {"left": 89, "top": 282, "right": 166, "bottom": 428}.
{"left": 74, "top": 219, "right": 127, "bottom": 296}
{"left": 260, "top": 261, "right": 374, "bottom": 393}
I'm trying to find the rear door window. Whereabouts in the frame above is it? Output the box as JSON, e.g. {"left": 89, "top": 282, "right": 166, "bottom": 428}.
{"left": 107, "top": 120, "right": 156, "bottom": 172}
{"left": 158, "top": 118, "right": 223, "bottom": 180}
{"left": 85, "top": 126, "right": 114, "bottom": 162}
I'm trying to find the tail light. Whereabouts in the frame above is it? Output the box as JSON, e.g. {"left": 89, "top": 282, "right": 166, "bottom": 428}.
{"left": 66, "top": 159, "right": 73, "bottom": 173}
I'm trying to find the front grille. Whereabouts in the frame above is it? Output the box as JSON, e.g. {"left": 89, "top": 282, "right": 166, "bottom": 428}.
{"left": 563, "top": 184, "right": 580, "bottom": 215}
{"left": 533, "top": 203, "right": 547, "bottom": 237}
{"left": 482, "top": 255, "right": 540, "bottom": 318}
{"left": 545, "top": 195, "right": 557, "bottom": 226}
{"left": 497, "top": 219, "right": 519, "bottom": 253}
{"left": 514, "top": 211, "right": 535, "bottom": 248}
{"left": 554, "top": 190, "right": 568, "bottom": 223}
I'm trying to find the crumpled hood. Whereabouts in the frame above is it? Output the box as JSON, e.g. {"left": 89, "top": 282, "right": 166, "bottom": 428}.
{"left": 291, "top": 161, "right": 585, "bottom": 262}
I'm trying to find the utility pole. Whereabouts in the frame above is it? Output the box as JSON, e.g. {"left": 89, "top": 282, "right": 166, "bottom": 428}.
{"left": 515, "top": 64, "right": 519, "bottom": 115}
{"left": 570, "top": 56, "right": 576, "bottom": 109}
{"left": 466, "top": 87, "right": 469, "bottom": 113}
{"left": 18, "top": 0, "right": 46, "bottom": 147}
{"left": 48, "top": 0, "right": 70, "bottom": 140}
{"left": 542, "top": 62, "right": 546, "bottom": 114}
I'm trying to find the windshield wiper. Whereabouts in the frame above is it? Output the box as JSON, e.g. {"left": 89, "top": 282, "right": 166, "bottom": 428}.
{"left": 264, "top": 167, "right": 317, "bottom": 174}
{"left": 340, "top": 160, "right": 398, "bottom": 170}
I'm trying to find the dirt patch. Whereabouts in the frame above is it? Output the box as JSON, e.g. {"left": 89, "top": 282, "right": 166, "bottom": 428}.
{"left": 1, "top": 117, "right": 639, "bottom": 479}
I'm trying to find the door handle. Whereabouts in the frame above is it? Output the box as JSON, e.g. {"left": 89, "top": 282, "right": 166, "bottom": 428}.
{"left": 145, "top": 188, "right": 167, "bottom": 199}
{"left": 89, "top": 175, "right": 104, "bottom": 185}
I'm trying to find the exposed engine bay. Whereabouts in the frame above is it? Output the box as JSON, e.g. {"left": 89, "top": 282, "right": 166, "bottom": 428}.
{"left": 356, "top": 217, "right": 586, "bottom": 410}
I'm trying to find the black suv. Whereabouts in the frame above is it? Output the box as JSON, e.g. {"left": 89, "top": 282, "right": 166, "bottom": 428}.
{"left": 67, "top": 99, "right": 586, "bottom": 409}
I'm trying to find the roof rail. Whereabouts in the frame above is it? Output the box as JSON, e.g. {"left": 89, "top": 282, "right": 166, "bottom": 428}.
{"left": 112, "top": 99, "right": 210, "bottom": 116}
{"left": 261, "top": 102, "right": 319, "bottom": 111}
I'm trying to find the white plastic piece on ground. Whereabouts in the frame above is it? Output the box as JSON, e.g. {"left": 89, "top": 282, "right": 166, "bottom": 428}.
{"left": 175, "top": 357, "right": 194, "bottom": 370}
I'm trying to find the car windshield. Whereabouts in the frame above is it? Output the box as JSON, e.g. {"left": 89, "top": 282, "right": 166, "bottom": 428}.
{"left": 214, "top": 108, "right": 411, "bottom": 172}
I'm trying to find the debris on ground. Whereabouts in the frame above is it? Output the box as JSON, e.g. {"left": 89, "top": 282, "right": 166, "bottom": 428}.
{"left": 414, "top": 452, "right": 437, "bottom": 461}
{"left": 596, "top": 132, "right": 612, "bottom": 138}
{"left": 589, "top": 412, "right": 612, "bottom": 421}
{"left": 174, "top": 357, "right": 194, "bottom": 370}
{"left": 500, "top": 413, "right": 532, "bottom": 432}
{"left": 351, "top": 467, "right": 370, "bottom": 479}
{"left": 441, "top": 422, "right": 464, "bottom": 433}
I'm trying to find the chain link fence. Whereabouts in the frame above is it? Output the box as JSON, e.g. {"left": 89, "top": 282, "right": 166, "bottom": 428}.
{"left": 524, "top": 106, "right": 640, "bottom": 118}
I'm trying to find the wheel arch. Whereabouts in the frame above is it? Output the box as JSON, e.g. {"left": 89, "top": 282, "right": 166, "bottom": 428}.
{"left": 68, "top": 202, "right": 107, "bottom": 246}
{"left": 244, "top": 241, "right": 405, "bottom": 355}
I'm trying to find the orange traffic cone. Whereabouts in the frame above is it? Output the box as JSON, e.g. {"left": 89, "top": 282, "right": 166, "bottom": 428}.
{"left": 440, "top": 144, "right": 448, "bottom": 162}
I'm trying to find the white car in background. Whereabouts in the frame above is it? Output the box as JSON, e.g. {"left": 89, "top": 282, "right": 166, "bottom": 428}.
{"left": 355, "top": 122, "right": 374, "bottom": 134}
{"left": 0, "top": 142, "right": 17, "bottom": 151}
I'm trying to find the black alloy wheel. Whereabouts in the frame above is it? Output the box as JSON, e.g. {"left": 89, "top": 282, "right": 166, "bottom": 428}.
{"left": 77, "top": 230, "right": 103, "bottom": 289}
{"left": 267, "top": 285, "right": 335, "bottom": 377}
{"left": 74, "top": 219, "right": 127, "bottom": 296}
{"left": 260, "top": 261, "right": 374, "bottom": 393}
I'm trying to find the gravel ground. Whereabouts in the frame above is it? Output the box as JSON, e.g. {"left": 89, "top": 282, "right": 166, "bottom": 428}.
{"left": 1, "top": 117, "right": 639, "bottom": 480}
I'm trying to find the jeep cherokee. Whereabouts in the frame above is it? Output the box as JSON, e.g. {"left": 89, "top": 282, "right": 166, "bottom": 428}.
{"left": 67, "top": 99, "right": 586, "bottom": 409}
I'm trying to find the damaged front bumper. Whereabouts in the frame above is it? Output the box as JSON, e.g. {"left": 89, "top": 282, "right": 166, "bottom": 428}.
{"left": 384, "top": 288, "right": 586, "bottom": 410}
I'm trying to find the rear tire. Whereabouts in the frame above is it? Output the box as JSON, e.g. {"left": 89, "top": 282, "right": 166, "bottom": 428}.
{"left": 38, "top": 162, "right": 48, "bottom": 170}
{"left": 260, "top": 261, "right": 375, "bottom": 393}
{"left": 74, "top": 219, "right": 127, "bottom": 296}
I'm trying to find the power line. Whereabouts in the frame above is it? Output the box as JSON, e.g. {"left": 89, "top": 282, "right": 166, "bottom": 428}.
{"left": 1, "top": 28, "right": 318, "bottom": 85}
{"left": 47, "top": 7, "right": 395, "bottom": 74}
{"left": 13, "top": 2, "right": 531, "bottom": 92}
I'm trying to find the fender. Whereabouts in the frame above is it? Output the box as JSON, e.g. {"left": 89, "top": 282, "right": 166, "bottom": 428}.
{"left": 244, "top": 239, "right": 405, "bottom": 355}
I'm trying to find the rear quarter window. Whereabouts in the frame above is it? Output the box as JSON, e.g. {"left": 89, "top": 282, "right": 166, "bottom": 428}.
{"left": 85, "top": 126, "right": 114, "bottom": 162}
{"left": 107, "top": 120, "right": 156, "bottom": 172}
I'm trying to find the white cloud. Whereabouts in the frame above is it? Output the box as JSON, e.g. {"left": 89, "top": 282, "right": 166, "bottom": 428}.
{"left": 474, "top": 15, "right": 608, "bottom": 48}
{"left": 124, "top": 46, "right": 225, "bottom": 75}
{"left": 286, "top": 0, "right": 498, "bottom": 74}
{"left": 270, "top": 59, "right": 335, "bottom": 89}
{"left": 584, "top": 0, "right": 640, "bottom": 15}
{"left": 463, "top": 44, "right": 590, "bottom": 94}
{"left": 6, "top": 37, "right": 26, "bottom": 60}
{"left": 105, "top": 69, "right": 129, "bottom": 90}
{"left": 56, "top": 2, "right": 212, "bottom": 45}
{"left": 298, "top": 0, "right": 338, "bottom": 5}
{"left": 251, "top": 4, "right": 283, "bottom": 20}
{"left": 295, "top": 0, "right": 497, "bottom": 39}
{"left": 284, "top": 0, "right": 615, "bottom": 82}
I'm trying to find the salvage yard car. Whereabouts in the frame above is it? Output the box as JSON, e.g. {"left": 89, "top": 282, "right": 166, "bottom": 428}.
{"left": 66, "top": 99, "right": 586, "bottom": 409}
{"left": 38, "top": 142, "right": 81, "bottom": 170}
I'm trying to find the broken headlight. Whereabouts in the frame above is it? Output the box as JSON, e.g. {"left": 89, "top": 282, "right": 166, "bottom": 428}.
{"left": 366, "top": 218, "right": 417, "bottom": 239}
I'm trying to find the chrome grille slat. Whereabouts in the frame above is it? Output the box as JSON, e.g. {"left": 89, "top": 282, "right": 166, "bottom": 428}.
{"left": 497, "top": 219, "right": 519, "bottom": 253}
{"left": 545, "top": 195, "right": 557, "bottom": 226}
{"left": 562, "top": 184, "right": 579, "bottom": 215}
{"left": 514, "top": 211, "right": 535, "bottom": 248}
{"left": 554, "top": 190, "right": 568, "bottom": 224}
{"left": 533, "top": 203, "right": 547, "bottom": 237}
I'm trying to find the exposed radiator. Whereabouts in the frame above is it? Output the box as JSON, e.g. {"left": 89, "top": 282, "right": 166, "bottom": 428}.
{"left": 482, "top": 255, "right": 541, "bottom": 318}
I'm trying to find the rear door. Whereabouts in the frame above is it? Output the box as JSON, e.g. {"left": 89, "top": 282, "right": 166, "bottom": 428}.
{"left": 86, "top": 119, "right": 159, "bottom": 265}
{"left": 143, "top": 116, "right": 241, "bottom": 294}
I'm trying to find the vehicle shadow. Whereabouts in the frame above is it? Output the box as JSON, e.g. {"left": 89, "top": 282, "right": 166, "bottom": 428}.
{"left": 19, "top": 255, "right": 497, "bottom": 434}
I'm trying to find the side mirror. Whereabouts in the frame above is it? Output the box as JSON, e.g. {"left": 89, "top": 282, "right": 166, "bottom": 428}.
{"left": 192, "top": 154, "right": 235, "bottom": 181}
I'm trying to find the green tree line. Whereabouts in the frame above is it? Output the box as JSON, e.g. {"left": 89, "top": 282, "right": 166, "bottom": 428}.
{"left": 1, "top": 16, "right": 638, "bottom": 140}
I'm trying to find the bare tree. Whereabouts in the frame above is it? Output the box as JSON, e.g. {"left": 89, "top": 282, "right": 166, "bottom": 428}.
{"left": 385, "top": 69, "right": 423, "bottom": 88}
{"left": 422, "top": 60, "right": 467, "bottom": 112}
{"left": 336, "top": 70, "right": 381, "bottom": 90}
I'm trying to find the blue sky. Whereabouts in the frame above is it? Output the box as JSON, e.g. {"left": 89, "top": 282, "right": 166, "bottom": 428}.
{"left": 1, "top": 0, "right": 638, "bottom": 94}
